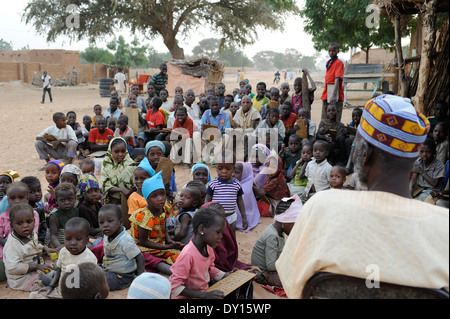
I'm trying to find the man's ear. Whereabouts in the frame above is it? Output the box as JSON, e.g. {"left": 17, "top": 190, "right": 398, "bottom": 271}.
{"left": 361, "top": 139, "right": 374, "bottom": 167}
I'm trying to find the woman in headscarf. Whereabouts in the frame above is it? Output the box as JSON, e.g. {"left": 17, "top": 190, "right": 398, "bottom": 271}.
{"left": 253, "top": 153, "right": 291, "bottom": 217}
{"left": 101, "top": 137, "right": 136, "bottom": 205}
{"left": 234, "top": 162, "right": 261, "bottom": 232}
{"left": 138, "top": 140, "right": 177, "bottom": 202}
{"left": 249, "top": 144, "right": 271, "bottom": 189}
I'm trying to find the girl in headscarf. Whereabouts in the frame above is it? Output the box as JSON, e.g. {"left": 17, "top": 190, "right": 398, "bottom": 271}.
{"left": 77, "top": 173, "right": 103, "bottom": 237}
{"left": 101, "top": 137, "right": 136, "bottom": 205}
{"left": 60, "top": 164, "right": 83, "bottom": 205}
{"left": 233, "top": 162, "right": 261, "bottom": 232}
{"left": 0, "top": 170, "right": 21, "bottom": 214}
{"left": 253, "top": 154, "right": 291, "bottom": 217}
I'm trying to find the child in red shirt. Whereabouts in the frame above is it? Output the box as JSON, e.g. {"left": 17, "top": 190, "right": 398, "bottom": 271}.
{"left": 171, "top": 106, "right": 196, "bottom": 167}
{"left": 321, "top": 43, "right": 345, "bottom": 122}
{"left": 138, "top": 97, "right": 165, "bottom": 146}
{"left": 280, "top": 101, "right": 298, "bottom": 146}
{"left": 86, "top": 116, "right": 114, "bottom": 154}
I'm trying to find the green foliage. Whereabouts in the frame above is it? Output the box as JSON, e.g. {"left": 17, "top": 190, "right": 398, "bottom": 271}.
{"left": 106, "top": 35, "right": 148, "bottom": 68}
{"left": 0, "top": 39, "right": 13, "bottom": 50}
{"left": 300, "top": 0, "right": 396, "bottom": 54}
{"left": 23, "top": 0, "right": 299, "bottom": 59}
{"left": 80, "top": 46, "right": 113, "bottom": 65}
{"left": 191, "top": 38, "right": 253, "bottom": 67}
{"left": 253, "top": 49, "right": 318, "bottom": 71}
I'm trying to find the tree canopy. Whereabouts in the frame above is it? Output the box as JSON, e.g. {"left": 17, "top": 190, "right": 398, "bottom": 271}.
{"left": 23, "top": 0, "right": 299, "bottom": 60}
{"left": 300, "top": 0, "right": 397, "bottom": 61}
{"left": 191, "top": 38, "right": 253, "bottom": 67}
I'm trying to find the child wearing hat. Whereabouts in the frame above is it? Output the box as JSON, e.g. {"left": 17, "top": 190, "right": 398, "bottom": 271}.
{"left": 251, "top": 195, "right": 301, "bottom": 288}
{"left": 129, "top": 171, "right": 183, "bottom": 273}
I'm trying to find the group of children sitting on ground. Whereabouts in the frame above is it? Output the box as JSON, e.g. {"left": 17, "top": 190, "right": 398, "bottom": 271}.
{"left": 0, "top": 76, "right": 448, "bottom": 299}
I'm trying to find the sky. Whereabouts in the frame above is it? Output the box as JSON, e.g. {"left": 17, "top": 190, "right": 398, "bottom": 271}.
{"left": 0, "top": 0, "right": 350, "bottom": 62}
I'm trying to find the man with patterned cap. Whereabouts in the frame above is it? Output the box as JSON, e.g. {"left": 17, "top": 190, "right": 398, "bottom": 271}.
{"left": 276, "top": 94, "right": 449, "bottom": 298}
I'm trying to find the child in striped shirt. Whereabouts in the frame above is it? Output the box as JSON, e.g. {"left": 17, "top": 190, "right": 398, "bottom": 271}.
{"left": 205, "top": 156, "right": 247, "bottom": 232}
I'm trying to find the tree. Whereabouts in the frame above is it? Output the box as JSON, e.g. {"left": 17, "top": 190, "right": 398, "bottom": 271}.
{"left": 0, "top": 39, "right": 13, "bottom": 50}
{"left": 300, "top": 0, "right": 397, "bottom": 62}
{"left": 106, "top": 36, "right": 148, "bottom": 68}
{"left": 80, "top": 46, "right": 113, "bottom": 81}
{"left": 191, "top": 38, "right": 253, "bottom": 67}
{"left": 252, "top": 51, "right": 278, "bottom": 71}
{"left": 22, "top": 0, "right": 299, "bottom": 59}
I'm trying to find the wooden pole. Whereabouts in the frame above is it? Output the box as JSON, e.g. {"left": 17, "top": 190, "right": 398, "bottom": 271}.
{"left": 301, "top": 70, "right": 310, "bottom": 111}
{"left": 412, "top": 0, "right": 437, "bottom": 114}
{"left": 394, "top": 14, "right": 407, "bottom": 97}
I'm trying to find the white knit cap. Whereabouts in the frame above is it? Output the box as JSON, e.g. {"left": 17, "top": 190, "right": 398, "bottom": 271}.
{"left": 127, "top": 273, "right": 171, "bottom": 299}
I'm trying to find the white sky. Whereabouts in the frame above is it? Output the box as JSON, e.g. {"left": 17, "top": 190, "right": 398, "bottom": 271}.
{"left": 0, "top": 0, "right": 349, "bottom": 61}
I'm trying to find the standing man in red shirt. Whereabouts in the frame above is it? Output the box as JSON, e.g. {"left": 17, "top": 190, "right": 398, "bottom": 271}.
{"left": 321, "top": 43, "right": 345, "bottom": 123}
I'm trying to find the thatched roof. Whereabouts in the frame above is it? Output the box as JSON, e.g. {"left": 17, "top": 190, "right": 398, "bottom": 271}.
{"left": 374, "top": 0, "right": 449, "bottom": 15}
{"left": 168, "top": 57, "right": 224, "bottom": 88}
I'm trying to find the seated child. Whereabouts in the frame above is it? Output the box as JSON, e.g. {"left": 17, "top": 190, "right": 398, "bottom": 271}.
{"left": 1, "top": 183, "right": 40, "bottom": 261}
{"left": 86, "top": 116, "right": 115, "bottom": 155}
{"left": 251, "top": 196, "right": 300, "bottom": 288}
{"left": 37, "top": 217, "right": 98, "bottom": 298}
{"left": 316, "top": 104, "right": 346, "bottom": 166}
{"left": 43, "top": 160, "right": 65, "bottom": 215}
{"left": 279, "top": 82, "right": 291, "bottom": 105}
{"left": 79, "top": 115, "right": 92, "bottom": 156}
{"left": 433, "top": 122, "right": 449, "bottom": 165}
{"left": 3, "top": 203, "right": 53, "bottom": 291}
{"left": 279, "top": 134, "right": 302, "bottom": 182}
{"left": 252, "top": 107, "right": 286, "bottom": 152}
{"left": 59, "top": 164, "right": 83, "bottom": 205}
{"left": 279, "top": 102, "right": 298, "bottom": 145}
{"left": 260, "top": 87, "right": 281, "bottom": 119}
{"left": 60, "top": 262, "right": 109, "bottom": 299}
{"left": 167, "top": 186, "right": 201, "bottom": 244}
{"left": 300, "top": 140, "right": 332, "bottom": 202}
{"left": 129, "top": 172, "right": 183, "bottom": 273}
{"left": 410, "top": 138, "right": 445, "bottom": 201}
{"left": 79, "top": 158, "right": 95, "bottom": 175}
{"left": 251, "top": 82, "right": 270, "bottom": 113}
{"left": 114, "top": 114, "right": 136, "bottom": 152}
{"left": 127, "top": 167, "right": 151, "bottom": 217}
{"left": 98, "top": 204, "right": 145, "bottom": 291}
{"left": 170, "top": 106, "right": 196, "bottom": 167}
{"left": 107, "top": 117, "right": 116, "bottom": 132}
{"left": 206, "top": 154, "right": 247, "bottom": 232}
{"left": 91, "top": 104, "right": 103, "bottom": 127}
{"left": 139, "top": 97, "right": 165, "bottom": 147}
{"left": 159, "top": 89, "right": 172, "bottom": 112}
{"left": 45, "top": 183, "right": 79, "bottom": 250}
{"left": 66, "top": 111, "right": 84, "bottom": 147}
{"left": 288, "top": 143, "right": 313, "bottom": 196}
{"left": 199, "top": 96, "right": 231, "bottom": 133}
{"left": 35, "top": 112, "right": 78, "bottom": 166}
{"left": 329, "top": 165, "right": 347, "bottom": 190}
{"left": 253, "top": 154, "right": 291, "bottom": 217}
{"left": 104, "top": 97, "right": 123, "bottom": 121}
{"left": 20, "top": 176, "right": 46, "bottom": 243}
{"left": 101, "top": 137, "right": 137, "bottom": 205}
{"left": 291, "top": 72, "right": 316, "bottom": 114}
{"left": 232, "top": 162, "right": 261, "bottom": 232}
{"left": 169, "top": 206, "right": 232, "bottom": 299}
{"left": 185, "top": 181, "right": 206, "bottom": 204}
{"left": 0, "top": 170, "right": 21, "bottom": 214}
{"left": 295, "top": 108, "right": 316, "bottom": 146}
{"left": 77, "top": 173, "right": 103, "bottom": 237}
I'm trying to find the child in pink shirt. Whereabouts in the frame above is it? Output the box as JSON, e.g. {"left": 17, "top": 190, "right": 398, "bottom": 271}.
{"left": 169, "top": 207, "right": 231, "bottom": 299}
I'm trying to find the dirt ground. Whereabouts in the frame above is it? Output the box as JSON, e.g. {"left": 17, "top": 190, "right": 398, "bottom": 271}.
{"left": 0, "top": 70, "right": 372, "bottom": 299}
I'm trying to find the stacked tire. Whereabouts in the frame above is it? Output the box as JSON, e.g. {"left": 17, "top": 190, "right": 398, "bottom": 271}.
{"left": 99, "top": 78, "right": 114, "bottom": 97}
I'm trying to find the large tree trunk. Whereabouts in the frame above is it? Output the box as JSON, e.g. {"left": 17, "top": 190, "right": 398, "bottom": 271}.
{"left": 163, "top": 34, "right": 185, "bottom": 60}
{"left": 412, "top": 0, "right": 437, "bottom": 114}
